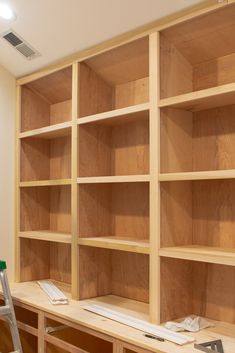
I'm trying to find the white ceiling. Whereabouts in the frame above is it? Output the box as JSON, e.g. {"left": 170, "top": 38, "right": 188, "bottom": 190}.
{"left": 0, "top": 0, "right": 204, "bottom": 78}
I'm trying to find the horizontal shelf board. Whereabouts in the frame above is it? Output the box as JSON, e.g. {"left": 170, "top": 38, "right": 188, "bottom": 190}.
{"left": 77, "top": 175, "right": 150, "bottom": 184}
{"left": 19, "top": 231, "right": 72, "bottom": 244}
{"left": 159, "top": 83, "right": 235, "bottom": 112}
{"left": 159, "top": 169, "right": 235, "bottom": 181}
{"left": 78, "top": 237, "right": 150, "bottom": 254}
{"left": 20, "top": 179, "right": 71, "bottom": 187}
{"left": 159, "top": 245, "right": 235, "bottom": 266}
{"left": 77, "top": 103, "right": 149, "bottom": 125}
{"left": 19, "top": 121, "right": 72, "bottom": 139}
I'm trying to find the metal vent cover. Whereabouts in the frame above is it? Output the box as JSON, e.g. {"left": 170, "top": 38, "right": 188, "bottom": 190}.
{"left": 1, "top": 30, "right": 40, "bottom": 60}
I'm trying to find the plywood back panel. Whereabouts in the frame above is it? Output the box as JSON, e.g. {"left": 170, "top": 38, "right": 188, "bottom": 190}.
{"left": 79, "top": 184, "right": 112, "bottom": 238}
{"left": 50, "top": 243, "right": 71, "bottom": 284}
{"left": 161, "top": 5, "right": 235, "bottom": 65}
{"left": 194, "top": 52, "right": 235, "bottom": 91}
{"left": 79, "top": 183, "right": 149, "bottom": 240}
{"left": 112, "top": 251, "right": 149, "bottom": 303}
{"left": 193, "top": 262, "right": 235, "bottom": 324}
{"left": 193, "top": 105, "right": 235, "bottom": 172}
{"left": 21, "top": 138, "right": 50, "bottom": 181}
{"left": 160, "top": 258, "right": 193, "bottom": 322}
{"left": 50, "top": 186, "right": 71, "bottom": 233}
{"left": 21, "top": 86, "right": 50, "bottom": 132}
{"left": 160, "top": 182, "right": 192, "bottom": 247}
{"left": 79, "top": 63, "right": 114, "bottom": 117}
{"left": 79, "top": 246, "right": 111, "bottom": 299}
{"left": 50, "top": 100, "right": 72, "bottom": 125}
{"left": 160, "top": 34, "right": 193, "bottom": 99}
{"left": 160, "top": 108, "right": 193, "bottom": 173}
{"left": 115, "top": 77, "right": 149, "bottom": 109}
{"left": 112, "top": 183, "right": 149, "bottom": 239}
{"left": 27, "top": 66, "right": 72, "bottom": 104}
{"left": 84, "top": 37, "right": 149, "bottom": 86}
{"left": 79, "top": 124, "right": 112, "bottom": 177}
{"left": 79, "top": 119, "right": 149, "bottom": 177}
{"left": 111, "top": 120, "right": 149, "bottom": 176}
{"left": 193, "top": 180, "right": 235, "bottom": 248}
{"left": 20, "top": 238, "right": 50, "bottom": 281}
{"left": 20, "top": 187, "right": 50, "bottom": 231}
{"left": 50, "top": 136, "right": 71, "bottom": 179}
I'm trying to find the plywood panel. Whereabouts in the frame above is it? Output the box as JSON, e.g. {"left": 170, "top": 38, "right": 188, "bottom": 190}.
{"left": 21, "top": 86, "right": 50, "bottom": 132}
{"left": 193, "top": 262, "right": 235, "bottom": 324}
{"left": 79, "top": 124, "right": 112, "bottom": 177}
{"left": 112, "top": 183, "right": 149, "bottom": 240}
{"left": 27, "top": 66, "right": 72, "bottom": 104}
{"left": 193, "top": 180, "right": 235, "bottom": 248}
{"left": 50, "top": 100, "right": 72, "bottom": 125}
{"left": 111, "top": 120, "right": 149, "bottom": 176}
{"left": 193, "top": 105, "right": 235, "bottom": 172}
{"left": 160, "top": 108, "right": 192, "bottom": 173}
{"left": 112, "top": 251, "right": 149, "bottom": 303}
{"left": 162, "top": 5, "right": 235, "bottom": 65}
{"left": 79, "top": 184, "right": 111, "bottom": 238}
{"left": 50, "top": 186, "right": 71, "bottom": 233}
{"left": 160, "top": 34, "right": 193, "bottom": 99}
{"left": 50, "top": 136, "right": 71, "bottom": 179}
{"left": 79, "top": 246, "right": 111, "bottom": 299}
{"left": 115, "top": 77, "right": 149, "bottom": 109}
{"left": 50, "top": 243, "right": 71, "bottom": 284}
{"left": 160, "top": 258, "right": 193, "bottom": 322}
{"left": 20, "top": 238, "right": 50, "bottom": 281}
{"left": 160, "top": 182, "right": 192, "bottom": 247}
{"left": 21, "top": 138, "right": 50, "bottom": 181}
{"left": 79, "top": 119, "right": 149, "bottom": 177}
{"left": 79, "top": 183, "right": 149, "bottom": 240}
{"left": 85, "top": 37, "right": 149, "bottom": 86}
{"left": 20, "top": 187, "right": 50, "bottom": 231}
{"left": 79, "top": 63, "right": 114, "bottom": 117}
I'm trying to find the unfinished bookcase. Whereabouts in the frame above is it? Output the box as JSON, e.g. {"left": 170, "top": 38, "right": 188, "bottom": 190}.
{"left": 15, "top": 4, "right": 235, "bottom": 351}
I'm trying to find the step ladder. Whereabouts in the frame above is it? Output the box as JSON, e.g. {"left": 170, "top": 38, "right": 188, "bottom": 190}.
{"left": 0, "top": 260, "right": 23, "bottom": 353}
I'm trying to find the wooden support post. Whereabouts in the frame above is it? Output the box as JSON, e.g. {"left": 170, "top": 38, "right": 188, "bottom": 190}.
{"left": 149, "top": 31, "right": 161, "bottom": 324}
{"left": 71, "top": 62, "right": 79, "bottom": 298}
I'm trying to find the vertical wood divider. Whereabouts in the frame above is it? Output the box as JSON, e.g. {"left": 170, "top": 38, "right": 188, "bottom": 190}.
{"left": 71, "top": 62, "right": 79, "bottom": 298}
{"left": 38, "top": 311, "right": 45, "bottom": 353}
{"left": 149, "top": 32, "right": 160, "bottom": 323}
{"left": 15, "top": 84, "right": 21, "bottom": 282}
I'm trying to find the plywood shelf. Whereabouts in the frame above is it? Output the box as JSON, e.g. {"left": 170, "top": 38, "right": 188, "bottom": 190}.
{"left": 159, "top": 83, "right": 235, "bottom": 111}
{"left": 19, "top": 231, "right": 72, "bottom": 244}
{"left": 78, "top": 237, "right": 150, "bottom": 254}
{"left": 20, "top": 179, "right": 72, "bottom": 187}
{"left": 77, "top": 175, "right": 150, "bottom": 184}
{"left": 19, "top": 121, "right": 72, "bottom": 139}
{"left": 77, "top": 103, "right": 149, "bottom": 125}
{"left": 159, "top": 246, "right": 235, "bottom": 266}
{"left": 159, "top": 170, "right": 235, "bottom": 181}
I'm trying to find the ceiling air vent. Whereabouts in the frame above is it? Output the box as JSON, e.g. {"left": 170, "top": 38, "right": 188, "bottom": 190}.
{"left": 1, "top": 30, "right": 40, "bottom": 60}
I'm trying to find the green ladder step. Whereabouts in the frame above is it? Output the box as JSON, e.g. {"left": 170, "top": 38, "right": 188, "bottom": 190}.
{"left": 0, "top": 260, "right": 7, "bottom": 270}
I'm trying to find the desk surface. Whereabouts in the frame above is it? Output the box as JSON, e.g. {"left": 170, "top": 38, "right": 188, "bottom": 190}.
{"left": 6, "top": 282, "right": 235, "bottom": 353}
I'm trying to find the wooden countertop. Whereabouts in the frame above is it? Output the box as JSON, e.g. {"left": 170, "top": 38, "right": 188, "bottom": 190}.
{"left": 6, "top": 282, "right": 235, "bottom": 353}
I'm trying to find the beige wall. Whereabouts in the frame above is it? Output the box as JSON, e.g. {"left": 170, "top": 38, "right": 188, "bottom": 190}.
{"left": 0, "top": 65, "right": 15, "bottom": 280}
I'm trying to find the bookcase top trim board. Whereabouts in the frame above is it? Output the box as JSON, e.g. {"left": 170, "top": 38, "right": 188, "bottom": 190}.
{"left": 14, "top": 2, "right": 235, "bottom": 353}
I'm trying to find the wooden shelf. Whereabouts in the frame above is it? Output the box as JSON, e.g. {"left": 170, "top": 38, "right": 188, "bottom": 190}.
{"left": 77, "top": 175, "right": 150, "bottom": 184}
{"left": 20, "top": 179, "right": 72, "bottom": 187}
{"left": 77, "top": 103, "right": 149, "bottom": 125}
{"left": 159, "top": 170, "right": 235, "bottom": 181}
{"left": 159, "top": 83, "right": 235, "bottom": 111}
{"left": 78, "top": 237, "right": 150, "bottom": 254}
{"left": 19, "top": 121, "right": 72, "bottom": 139}
{"left": 19, "top": 231, "right": 72, "bottom": 244}
{"left": 159, "top": 246, "right": 235, "bottom": 266}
